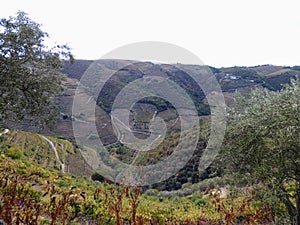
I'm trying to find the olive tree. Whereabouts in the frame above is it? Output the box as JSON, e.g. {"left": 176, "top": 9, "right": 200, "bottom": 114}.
{"left": 221, "top": 79, "right": 300, "bottom": 224}
{"left": 0, "top": 11, "right": 73, "bottom": 128}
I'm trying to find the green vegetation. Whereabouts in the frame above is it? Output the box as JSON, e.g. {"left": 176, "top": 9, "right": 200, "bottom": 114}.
{"left": 0, "top": 129, "right": 93, "bottom": 177}
{"left": 221, "top": 79, "right": 300, "bottom": 224}
{"left": 0, "top": 11, "right": 73, "bottom": 128}
{"left": 0, "top": 154, "right": 275, "bottom": 224}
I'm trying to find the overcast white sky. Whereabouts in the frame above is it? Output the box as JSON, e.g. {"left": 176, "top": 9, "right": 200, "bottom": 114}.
{"left": 1, "top": 0, "right": 300, "bottom": 67}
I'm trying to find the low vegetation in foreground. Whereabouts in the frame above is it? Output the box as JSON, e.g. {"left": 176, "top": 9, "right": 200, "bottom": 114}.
{"left": 0, "top": 154, "right": 276, "bottom": 225}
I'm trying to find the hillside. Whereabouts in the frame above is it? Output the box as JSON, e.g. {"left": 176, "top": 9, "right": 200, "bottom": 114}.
{"left": 6, "top": 60, "right": 300, "bottom": 191}
{"left": 25, "top": 60, "right": 299, "bottom": 144}
{"left": 0, "top": 128, "right": 94, "bottom": 177}
{"left": 1, "top": 61, "right": 298, "bottom": 224}
{"left": 64, "top": 61, "right": 300, "bottom": 189}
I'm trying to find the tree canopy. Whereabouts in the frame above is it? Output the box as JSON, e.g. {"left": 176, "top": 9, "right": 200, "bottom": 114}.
{"left": 0, "top": 11, "right": 73, "bottom": 128}
{"left": 221, "top": 79, "right": 300, "bottom": 224}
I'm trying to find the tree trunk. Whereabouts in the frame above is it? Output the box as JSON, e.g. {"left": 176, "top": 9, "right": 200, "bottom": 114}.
{"left": 295, "top": 187, "right": 300, "bottom": 225}
{"left": 281, "top": 192, "right": 296, "bottom": 224}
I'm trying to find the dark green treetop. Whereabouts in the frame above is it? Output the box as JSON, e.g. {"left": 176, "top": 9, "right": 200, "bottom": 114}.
{"left": 0, "top": 11, "right": 74, "bottom": 128}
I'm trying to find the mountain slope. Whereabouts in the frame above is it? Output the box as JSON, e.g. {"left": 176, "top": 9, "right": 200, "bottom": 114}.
{"left": 3, "top": 60, "right": 300, "bottom": 191}
{"left": 0, "top": 129, "right": 94, "bottom": 177}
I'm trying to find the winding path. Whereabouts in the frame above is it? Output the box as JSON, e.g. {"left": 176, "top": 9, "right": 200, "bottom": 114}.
{"left": 40, "top": 135, "right": 65, "bottom": 173}
{"left": 0, "top": 129, "right": 9, "bottom": 137}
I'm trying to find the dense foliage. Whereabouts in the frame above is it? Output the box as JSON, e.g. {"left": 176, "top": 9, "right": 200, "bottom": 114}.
{"left": 221, "top": 79, "right": 300, "bottom": 224}
{"left": 0, "top": 11, "right": 73, "bottom": 128}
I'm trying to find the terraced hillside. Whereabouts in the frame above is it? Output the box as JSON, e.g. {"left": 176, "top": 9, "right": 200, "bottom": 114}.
{"left": 19, "top": 60, "right": 300, "bottom": 145}
{"left": 0, "top": 129, "right": 94, "bottom": 177}
{"left": 5, "top": 61, "right": 300, "bottom": 191}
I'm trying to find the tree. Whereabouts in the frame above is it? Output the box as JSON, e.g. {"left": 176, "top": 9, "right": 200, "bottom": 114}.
{"left": 0, "top": 11, "right": 74, "bottom": 128}
{"left": 221, "top": 79, "right": 300, "bottom": 224}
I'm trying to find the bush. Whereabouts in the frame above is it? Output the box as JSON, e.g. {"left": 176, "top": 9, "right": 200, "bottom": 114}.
{"left": 195, "top": 198, "right": 207, "bottom": 208}
{"left": 91, "top": 172, "right": 104, "bottom": 182}
{"left": 191, "top": 193, "right": 207, "bottom": 208}
{"left": 6, "top": 146, "right": 22, "bottom": 159}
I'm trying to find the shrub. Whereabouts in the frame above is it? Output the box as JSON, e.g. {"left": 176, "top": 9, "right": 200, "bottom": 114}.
{"left": 91, "top": 172, "right": 104, "bottom": 182}
{"left": 6, "top": 146, "right": 22, "bottom": 159}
